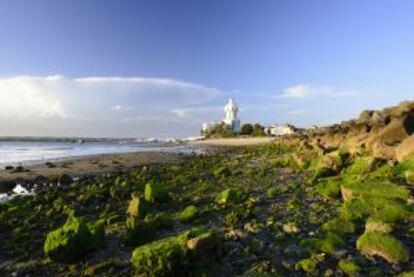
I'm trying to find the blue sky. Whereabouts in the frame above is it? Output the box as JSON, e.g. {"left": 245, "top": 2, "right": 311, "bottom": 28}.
{"left": 0, "top": 0, "right": 413, "bottom": 137}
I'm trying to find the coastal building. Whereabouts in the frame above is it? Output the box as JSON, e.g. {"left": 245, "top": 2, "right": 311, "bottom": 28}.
{"left": 223, "top": 98, "right": 241, "bottom": 132}
{"left": 202, "top": 98, "right": 241, "bottom": 133}
{"left": 264, "top": 124, "right": 296, "bottom": 136}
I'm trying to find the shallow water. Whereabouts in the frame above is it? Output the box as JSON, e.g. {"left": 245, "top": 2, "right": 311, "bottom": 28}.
{"left": 0, "top": 139, "right": 196, "bottom": 167}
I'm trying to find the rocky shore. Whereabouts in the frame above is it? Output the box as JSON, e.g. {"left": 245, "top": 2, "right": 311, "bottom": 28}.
{"left": 0, "top": 101, "right": 413, "bottom": 276}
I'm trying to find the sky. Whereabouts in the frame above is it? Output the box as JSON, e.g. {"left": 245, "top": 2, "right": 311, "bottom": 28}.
{"left": 0, "top": 0, "right": 413, "bottom": 138}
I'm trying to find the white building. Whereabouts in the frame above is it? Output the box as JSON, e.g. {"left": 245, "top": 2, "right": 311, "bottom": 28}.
{"left": 202, "top": 98, "right": 241, "bottom": 133}
{"left": 264, "top": 124, "right": 296, "bottom": 136}
{"left": 223, "top": 98, "right": 241, "bottom": 132}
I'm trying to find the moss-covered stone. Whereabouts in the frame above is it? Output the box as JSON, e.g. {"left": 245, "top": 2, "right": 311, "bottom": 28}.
{"left": 345, "top": 157, "right": 382, "bottom": 175}
{"left": 44, "top": 216, "right": 105, "bottom": 262}
{"left": 365, "top": 217, "right": 393, "bottom": 233}
{"left": 295, "top": 254, "right": 324, "bottom": 274}
{"left": 340, "top": 180, "right": 409, "bottom": 202}
{"left": 339, "top": 198, "right": 412, "bottom": 223}
{"left": 131, "top": 229, "right": 218, "bottom": 276}
{"left": 300, "top": 232, "right": 344, "bottom": 254}
{"left": 405, "top": 170, "right": 414, "bottom": 185}
{"left": 356, "top": 232, "right": 409, "bottom": 263}
{"left": 127, "top": 193, "right": 148, "bottom": 219}
{"left": 338, "top": 259, "right": 360, "bottom": 276}
{"left": 215, "top": 188, "right": 246, "bottom": 206}
{"left": 316, "top": 178, "right": 341, "bottom": 199}
{"left": 398, "top": 271, "right": 414, "bottom": 277}
{"left": 144, "top": 182, "right": 169, "bottom": 203}
{"left": 212, "top": 166, "right": 231, "bottom": 177}
{"left": 178, "top": 205, "right": 198, "bottom": 223}
{"left": 321, "top": 217, "right": 356, "bottom": 235}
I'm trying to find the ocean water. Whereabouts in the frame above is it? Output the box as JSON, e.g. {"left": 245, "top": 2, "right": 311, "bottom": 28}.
{"left": 0, "top": 139, "right": 196, "bottom": 167}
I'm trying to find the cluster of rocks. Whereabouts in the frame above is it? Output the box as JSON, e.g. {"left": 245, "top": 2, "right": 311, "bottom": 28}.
{"left": 301, "top": 100, "right": 414, "bottom": 162}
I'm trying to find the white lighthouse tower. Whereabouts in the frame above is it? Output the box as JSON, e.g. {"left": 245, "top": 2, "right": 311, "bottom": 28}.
{"left": 223, "top": 98, "right": 241, "bottom": 132}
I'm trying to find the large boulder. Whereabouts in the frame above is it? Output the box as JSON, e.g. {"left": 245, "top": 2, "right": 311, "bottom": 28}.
{"left": 356, "top": 232, "right": 409, "bottom": 264}
{"left": 367, "top": 115, "right": 414, "bottom": 159}
{"left": 44, "top": 216, "right": 105, "bottom": 262}
{"left": 396, "top": 135, "right": 414, "bottom": 162}
{"left": 131, "top": 229, "right": 220, "bottom": 276}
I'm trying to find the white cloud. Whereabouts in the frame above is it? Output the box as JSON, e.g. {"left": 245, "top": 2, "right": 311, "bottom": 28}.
{"left": 110, "top": 105, "right": 135, "bottom": 112}
{"left": 279, "top": 84, "right": 361, "bottom": 99}
{"left": 0, "top": 75, "right": 67, "bottom": 118}
{"left": 0, "top": 75, "right": 222, "bottom": 137}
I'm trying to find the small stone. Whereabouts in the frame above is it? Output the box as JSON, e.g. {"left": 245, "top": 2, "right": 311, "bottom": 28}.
{"left": 283, "top": 223, "right": 300, "bottom": 234}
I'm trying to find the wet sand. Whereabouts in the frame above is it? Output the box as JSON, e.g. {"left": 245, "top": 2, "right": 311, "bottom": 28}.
{"left": 0, "top": 151, "right": 184, "bottom": 181}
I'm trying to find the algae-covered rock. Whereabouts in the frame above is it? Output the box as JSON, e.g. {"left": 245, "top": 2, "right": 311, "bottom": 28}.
{"left": 345, "top": 157, "right": 381, "bottom": 175}
{"left": 215, "top": 188, "right": 246, "bottom": 206}
{"left": 300, "top": 233, "right": 344, "bottom": 254}
{"left": 212, "top": 166, "right": 231, "bottom": 177}
{"left": 144, "top": 182, "right": 169, "bottom": 203}
{"left": 365, "top": 217, "right": 393, "bottom": 233}
{"left": 44, "top": 216, "right": 105, "bottom": 262}
{"left": 405, "top": 170, "right": 414, "bottom": 185}
{"left": 316, "top": 178, "right": 341, "bottom": 199}
{"left": 178, "top": 205, "right": 198, "bottom": 223}
{"left": 131, "top": 229, "right": 219, "bottom": 276}
{"left": 338, "top": 259, "right": 360, "bottom": 276}
{"left": 127, "top": 193, "right": 148, "bottom": 219}
{"left": 356, "top": 232, "right": 409, "bottom": 263}
{"left": 339, "top": 197, "right": 412, "bottom": 223}
{"left": 321, "top": 217, "right": 356, "bottom": 235}
{"left": 295, "top": 254, "right": 324, "bottom": 274}
{"left": 398, "top": 271, "right": 414, "bottom": 277}
{"left": 340, "top": 180, "right": 409, "bottom": 202}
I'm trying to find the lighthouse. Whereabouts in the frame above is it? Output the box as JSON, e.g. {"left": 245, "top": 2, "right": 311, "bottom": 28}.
{"left": 223, "top": 98, "right": 241, "bottom": 132}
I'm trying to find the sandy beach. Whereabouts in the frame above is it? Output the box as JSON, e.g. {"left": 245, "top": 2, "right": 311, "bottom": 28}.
{"left": 191, "top": 137, "right": 275, "bottom": 146}
{"left": 0, "top": 151, "right": 183, "bottom": 181}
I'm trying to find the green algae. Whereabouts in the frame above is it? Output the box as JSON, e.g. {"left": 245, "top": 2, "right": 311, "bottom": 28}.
{"left": 178, "top": 205, "right": 199, "bottom": 223}
{"left": 44, "top": 216, "right": 105, "bottom": 262}
{"left": 356, "top": 232, "right": 409, "bottom": 263}
{"left": 144, "top": 182, "right": 169, "bottom": 203}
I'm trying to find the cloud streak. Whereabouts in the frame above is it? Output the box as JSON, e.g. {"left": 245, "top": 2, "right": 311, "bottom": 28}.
{"left": 0, "top": 75, "right": 221, "bottom": 137}
{"left": 0, "top": 76, "right": 408, "bottom": 137}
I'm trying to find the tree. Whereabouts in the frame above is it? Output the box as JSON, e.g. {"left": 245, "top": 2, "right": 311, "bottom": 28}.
{"left": 201, "top": 122, "right": 234, "bottom": 138}
{"left": 240, "top": 124, "right": 253, "bottom": 135}
{"left": 253, "top": 123, "right": 266, "bottom": 137}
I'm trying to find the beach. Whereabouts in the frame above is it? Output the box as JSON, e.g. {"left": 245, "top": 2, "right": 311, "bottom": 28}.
{"left": 0, "top": 137, "right": 275, "bottom": 181}
{"left": 0, "top": 151, "right": 184, "bottom": 181}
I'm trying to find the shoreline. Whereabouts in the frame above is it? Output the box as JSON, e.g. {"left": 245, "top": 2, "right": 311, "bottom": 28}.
{"left": 0, "top": 137, "right": 275, "bottom": 182}
{"left": 0, "top": 151, "right": 186, "bottom": 181}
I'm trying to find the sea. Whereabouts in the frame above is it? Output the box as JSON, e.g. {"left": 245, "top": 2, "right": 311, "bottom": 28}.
{"left": 0, "top": 137, "right": 199, "bottom": 167}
